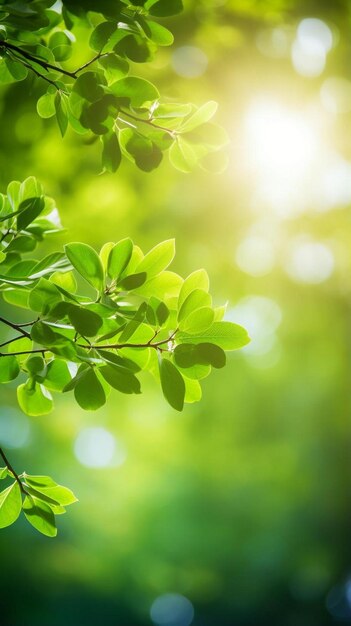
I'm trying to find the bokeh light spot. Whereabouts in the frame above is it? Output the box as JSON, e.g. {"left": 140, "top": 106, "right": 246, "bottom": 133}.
{"left": 74, "top": 427, "right": 126, "bottom": 469}
{"left": 150, "top": 593, "right": 194, "bottom": 626}
{"left": 236, "top": 235, "right": 275, "bottom": 276}
{"left": 0, "top": 407, "right": 31, "bottom": 449}
{"left": 285, "top": 238, "right": 334, "bottom": 284}
{"left": 171, "top": 46, "right": 208, "bottom": 78}
{"left": 228, "top": 296, "right": 282, "bottom": 356}
{"left": 291, "top": 18, "right": 333, "bottom": 77}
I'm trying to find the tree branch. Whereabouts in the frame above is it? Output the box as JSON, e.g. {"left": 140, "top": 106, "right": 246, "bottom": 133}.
{"left": 1, "top": 41, "right": 107, "bottom": 83}
{"left": 2, "top": 41, "right": 78, "bottom": 78}
{"left": 0, "top": 330, "right": 179, "bottom": 357}
{"left": 0, "top": 447, "right": 27, "bottom": 495}
{"left": 0, "top": 316, "right": 31, "bottom": 339}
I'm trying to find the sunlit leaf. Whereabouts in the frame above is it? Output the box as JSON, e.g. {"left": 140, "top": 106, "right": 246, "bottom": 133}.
{"left": 0, "top": 482, "right": 22, "bottom": 529}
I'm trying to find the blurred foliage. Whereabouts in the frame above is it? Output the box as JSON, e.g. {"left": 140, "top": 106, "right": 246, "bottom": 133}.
{"left": 1, "top": 0, "right": 351, "bottom": 624}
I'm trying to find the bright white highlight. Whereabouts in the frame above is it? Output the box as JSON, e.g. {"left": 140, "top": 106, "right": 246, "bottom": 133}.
{"left": 171, "top": 46, "right": 208, "bottom": 78}
{"left": 150, "top": 593, "right": 194, "bottom": 626}
{"left": 245, "top": 99, "right": 321, "bottom": 182}
{"left": 291, "top": 18, "right": 333, "bottom": 78}
{"left": 285, "top": 239, "right": 335, "bottom": 284}
{"left": 227, "top": 296, "right": 282, "bottom": 357}
{"left": 74, "top": 427, "right": 126, "bottom": 468}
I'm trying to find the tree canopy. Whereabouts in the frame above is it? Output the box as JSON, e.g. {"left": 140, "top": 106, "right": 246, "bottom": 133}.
{"left": 0, "top": 3, "right": 246, "bottom": 536}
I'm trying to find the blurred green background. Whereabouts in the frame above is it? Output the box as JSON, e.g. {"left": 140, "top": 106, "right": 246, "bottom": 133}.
{"left": 1, "top": 1, "right": 351, "bottom": 624}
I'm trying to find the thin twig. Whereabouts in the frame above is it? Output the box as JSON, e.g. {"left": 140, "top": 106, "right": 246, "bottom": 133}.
{"left": 0, "top": 348, "right": 46, "bottom": 357}
{"left": 0, "top": 447, "right": 27, "bottom": 495}
{"left": 0, "top": 316, "right": 31, "bottom": 339}
{"left": 0, "top": 335, "right": 27, "bottom": 349}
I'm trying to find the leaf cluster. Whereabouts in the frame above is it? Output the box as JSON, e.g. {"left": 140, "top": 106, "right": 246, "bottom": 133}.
{"left": 0, "top": 177, "right": 250, "bottom": 416}
{"left": 0, "top": 0, "right": 227, "bottom": 173}
{"left": 0, "top": 464, "right": 77, "bottom": 537}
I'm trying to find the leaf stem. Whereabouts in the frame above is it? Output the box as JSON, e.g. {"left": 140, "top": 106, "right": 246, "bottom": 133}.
{"left": 118, "top": 108, "right": 177, "bottom": 137}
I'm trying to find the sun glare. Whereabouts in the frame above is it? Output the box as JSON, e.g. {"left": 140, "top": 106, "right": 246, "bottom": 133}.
{"left": 245, "top": 100, "right": 320, "bottom": 178}
{"left": 242, "top": 99, "right": 326, "bottom": 215}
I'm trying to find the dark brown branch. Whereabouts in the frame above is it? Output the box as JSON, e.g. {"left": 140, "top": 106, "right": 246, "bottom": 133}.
{"left": 0, "top": 330, "right": 179, "bottom": 358}
{"left": 0, "top": 316, "right": 31, "bottom": 339}
{"left": 0, "top": 447, "right": 27, "bottom": 495}
{"left": 0, "top": 348, "right": 46, "bottom": 357}
{"left": 78, "top": 329, "right": 178, "bottom": 351}
{"left": 0, "top": 335, "right": 27, "bottom": 349}
{"left": 1, "top": 41, "right": 106, "bottom": 82}
{"left": 2, "top": 41, "right": 78, "bottom": 78}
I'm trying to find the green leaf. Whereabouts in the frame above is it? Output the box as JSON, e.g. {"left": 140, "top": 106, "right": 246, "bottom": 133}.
{"left": 90, "top": 20, "right": 117, "bottom": 52}
{"left": 68, "top": 305, "right": 103, "bottom": 337}
{"left": 97, "top": 349, "right": 140, "bottom": 373}
{"left": 134, "top": 270, "right": 182, "bottom": 299}
{"left": 17, "top": 197, "right": 45, "bottom": 231}
{"left": 65, "top": 242, "right": 104, "bottom": 292}
{"left": 159, "top": 357, "right": 185, "bottom": 411}
{"left": 180, "top": 101, "right": 218, "bottom": 132}
{"left": 19, "top": 177, "right": 43, "bottom": 203}
{"left": 0, "top": 467, "right": 8, "bottom": 480}
{"left": 24, "top": 477, "right": 77, "bottom": 506}
{"left": 55, "top": 91, "right": 68, "bottom": 137}
{"left": 117, "top": 272, "right": 147, "bottom": 290}
{"left": 183, "top": 376, "right": 202, "bottom": 403}
{"left": 147, "top": 0, "right": 183, "bottom": 16}
{"left": 28, "top": 278, "right": 62, "bottom": 314}
{"left": 17, "top": 382, "right": 53, "bottom": 416}
{"left": 0, "top": 355, "right": 20, "bottom": 383}
{"left": 44, "top": 359, "right": 72, "bottom": 392}
{"left": 169, "top": 137, "right": 198, "bottom": 173}
{"left": 180, "top": 306, "right": 214, "bottom": 333}
{"left": 23, "top": 496, "right": 57, "bottom": 537}
{"left": 119, "top": 129, "right": 162, "bottom": 172}
{"left": 37, "top": 91, "right": 56, "bottom": 119}
{"left": 74, "top": 368, "right": 106, "bottom": 410}
{"left": 143, "top": 20, "right": 174, "bottom": 45}
{"left": 178, "top": 269, "right": 209, "bottom": 308}
{"left": 178, "top": 288, "right": 211, "bottom": 321}
{"left": 174, "top": 342, "right": 226, "bottom": 369}
{"left": 110, "top": 76, "right": 159, "bottom": 108}
{"left": 98, "top": 53, "right": 129, "bottom": 84}
{"left": 24, "top": 355, "right": 46, "bottom": 376}
{"left": 72, "top": 71, "right": 105, "bottom": 103}
{"left": 49, "top": 31, "right": 72, "bottom": 61}
{"left": 0, "top": 482, "right": 22, "bottom": 529}
{"left": 136, "top": 239, "right": 175, "bottom": 277}
{"left": 6, "top": 235, "right": 36, "bottom": 253}
{"left": 102, "top": 132, "right": 121, "bottom": 172}
{"left": 197, "top": 342, "right": 226, "bottom": 368}
{"left": 25, "top": 486, "right": 61, "bottom": 506}
{"left": 156, "top": 301, "right": 169, "bottom": 326}
{"left": 100, "top": 364, "right": 141, "bottom": 394}
{"left": 107, "top": 238, "right": 133, "bottom": 279}
{"left": 4, "top": 57, "right": 28, "bottom": 81}
{"left": 177, "top": 321, "right": 250, "bottom": 350}
{"left": 31, "top": 320, "right": 57, "bottom": 345}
